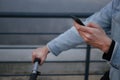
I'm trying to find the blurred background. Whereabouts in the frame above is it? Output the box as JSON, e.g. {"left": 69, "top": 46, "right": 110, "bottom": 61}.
{"left": 0, "top": 0, "right": 110, "bottom": 45}
{"left": 0, "top": 0, "right": 111, "bottom": 80}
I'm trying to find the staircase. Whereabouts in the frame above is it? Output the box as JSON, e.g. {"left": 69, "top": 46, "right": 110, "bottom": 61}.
{"left": 0, "top": 45, "right": 110, "bottom": 80}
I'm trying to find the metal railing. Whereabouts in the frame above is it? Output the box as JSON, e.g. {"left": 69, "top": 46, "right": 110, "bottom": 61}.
{"left": 0, "top": 12, "right": 105, "bottom": 80}
{"left": 0, "top": 12, "right": 93, "bottom": 18}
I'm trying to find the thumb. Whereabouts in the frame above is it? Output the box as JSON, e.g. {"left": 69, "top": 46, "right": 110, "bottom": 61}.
{"left": 87, "top": 22, "right": 100, "bottom": 29}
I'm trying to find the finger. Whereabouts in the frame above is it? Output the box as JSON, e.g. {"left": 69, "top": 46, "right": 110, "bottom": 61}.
{"left": 87, "top": 22, "right": 106, "bottom": 34}
{"left": 87, "top": 22, "right": 100, "bottom": 29}
{"left": 74, "top": 21, "right": 85, "bottom": 30}
{"left": 74, "top": 21, "right": 93, "bottom": 34}
{"left": 79, "top": 32, "right": 85, "bottom": 40}
{"left": 78, "top": 30, "right": 87, "bottom": 40}
{"left": 40, "top": 58, "right": 44, "bottom": 65}
{"left": 80, "top": 31, "right": 89, "bottom": 40}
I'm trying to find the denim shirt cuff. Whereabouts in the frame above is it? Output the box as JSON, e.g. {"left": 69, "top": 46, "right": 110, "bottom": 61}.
{"left": 47, "top": 42, "right": 61, "bottom": 56}
{"left": 102, "top": 40, "right": 115, "bottom": 61}
{"left": 110, "top": 42, "right": 120, "bottom": 69}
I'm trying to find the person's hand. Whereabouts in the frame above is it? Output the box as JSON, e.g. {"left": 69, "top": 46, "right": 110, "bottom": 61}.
{"left": 74, "top": 22, "right": 112, "bottom": 53}
{"left": 32, "top": 46, "right": 49, "bottom": 65}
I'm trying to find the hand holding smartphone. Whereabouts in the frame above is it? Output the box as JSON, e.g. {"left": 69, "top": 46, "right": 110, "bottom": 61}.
{"left": 71, "top": 15, "right": 85, "bottom": 26}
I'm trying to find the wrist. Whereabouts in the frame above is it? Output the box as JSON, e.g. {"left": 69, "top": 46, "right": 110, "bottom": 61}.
{"left": 102, "top": 38, "right": 112, "bottom": 54}
{"left": 43, "top": 46, "right": 50, "bottom": 55}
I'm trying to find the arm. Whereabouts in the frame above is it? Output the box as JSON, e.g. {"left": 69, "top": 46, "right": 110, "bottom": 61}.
{"left": 47, "top": 27, "right": 84, "bottom": 56}
{"left": 32, "top": 1, "right": 113, "bottom": 64}
{"left": 47, "top": 1, "right": 113, "bottom": 55}
{"left": 74, "top": 0, "right": 120, "bottom": 70}
{"left": 32, "top": 27, "right": 84, "bottom": 64}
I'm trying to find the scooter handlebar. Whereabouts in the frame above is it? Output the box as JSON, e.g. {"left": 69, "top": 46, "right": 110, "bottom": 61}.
{"left": 29, "top": 58, "right": 41, "bottom": 80}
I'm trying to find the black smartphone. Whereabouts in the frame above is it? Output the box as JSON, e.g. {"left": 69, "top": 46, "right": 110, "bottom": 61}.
{"left": 71, "top": 15, "right": 85, "bottom": 26}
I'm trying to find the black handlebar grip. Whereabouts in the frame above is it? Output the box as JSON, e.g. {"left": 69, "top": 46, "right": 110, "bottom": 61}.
{"left": 34, "top": 58, "right": 41, "bottom": 64}
{"left": 29, "top": 58, "right": 41, "bottom": 80}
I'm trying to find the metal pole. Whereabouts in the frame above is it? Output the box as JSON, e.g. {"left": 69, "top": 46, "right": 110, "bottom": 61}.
{"left": 84, "top": 45, "right": 91, "bottom": 80}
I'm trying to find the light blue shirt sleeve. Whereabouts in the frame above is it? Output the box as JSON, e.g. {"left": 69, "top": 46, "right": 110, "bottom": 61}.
{"left": 47, "top": 27, "right": 84, "bottom": 56}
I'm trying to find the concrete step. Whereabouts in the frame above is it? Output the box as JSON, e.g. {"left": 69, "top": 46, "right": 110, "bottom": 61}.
{"left": 0, "top": 75, "right": 103, "bottom": 80}
{"left": 0, "top": 45, "right": 104, "bottom": 61}
{"left": 0, "top": 62, "right": 109, "bottom": 75}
